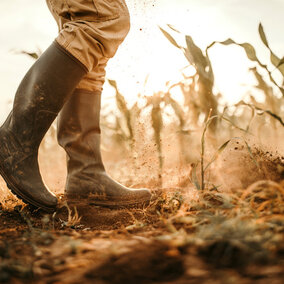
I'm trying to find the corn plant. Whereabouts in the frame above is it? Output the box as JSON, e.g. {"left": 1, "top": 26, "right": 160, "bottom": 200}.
{"left": 160, "top": 26, "right": 218, "bottom": 132}
{"left": 207, "top": 23, "right": 284, "bottom": 128}
{"left": 192, "top": 111, "right": 252, "bottom": 191}
{"left": 207, "top": 24, "right": 284, "bottom": 97}
{"left": 108, "top": 79, "right": 136, "bottom": 148}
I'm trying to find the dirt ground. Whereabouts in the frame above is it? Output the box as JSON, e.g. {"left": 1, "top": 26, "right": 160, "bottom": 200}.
{"left": 0, "top": 141, "right": 284, "bottom": 284}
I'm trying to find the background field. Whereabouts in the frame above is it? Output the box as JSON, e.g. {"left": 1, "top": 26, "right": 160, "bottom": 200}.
{"left": 0, "top": 1, "right": 284, "bottom": 283}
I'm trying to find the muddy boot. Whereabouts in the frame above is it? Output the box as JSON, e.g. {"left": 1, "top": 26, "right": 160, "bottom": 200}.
{"left": 0, "top": 42, "right": 87, "bottom": 212}
{"left": 57, "top": 89, "right": 151, "bottom": 207}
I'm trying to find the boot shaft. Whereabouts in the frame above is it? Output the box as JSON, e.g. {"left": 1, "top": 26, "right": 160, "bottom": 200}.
{"left": 0, "top": 41, "right": 87, "bottom": 211}
{"left": 2, "top": 41, "right": 87, "bottom": 150}
{"left": 57, "top": 89, "right": 105, "bottom": 173}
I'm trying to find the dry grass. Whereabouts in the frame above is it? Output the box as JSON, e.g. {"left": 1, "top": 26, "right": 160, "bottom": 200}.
{"left": 0, "top": 21, "right": 283, "bottom": 284}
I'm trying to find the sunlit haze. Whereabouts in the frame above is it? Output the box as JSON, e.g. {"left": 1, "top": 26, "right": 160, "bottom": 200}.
{"left": 0, "top": 0, "right": 283, "bottom": 122}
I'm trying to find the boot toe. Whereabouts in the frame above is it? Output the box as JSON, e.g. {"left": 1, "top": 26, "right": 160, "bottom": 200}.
{"left": 27, "top": 191, "right": 58, "bottom": 212}
{"left": 133, "top": 188, "right": 151, "bottom": 201}
{"left": 43, "top": 194, "right": 58, "bottom": 208}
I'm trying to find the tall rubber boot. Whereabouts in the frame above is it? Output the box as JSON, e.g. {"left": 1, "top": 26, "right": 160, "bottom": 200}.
{"left": 57, "top": 89, "right": 151, "bottom": 207}
{"left": 0, "top": 42, "right": 87, "bottom": 212}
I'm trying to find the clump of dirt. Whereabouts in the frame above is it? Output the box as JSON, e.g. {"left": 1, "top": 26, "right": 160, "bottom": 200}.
{"left": 85, "top": 241, "right": 185, "bottom": 284}
{"left": 213, "top": 139, "right": 284, "bottom": 191}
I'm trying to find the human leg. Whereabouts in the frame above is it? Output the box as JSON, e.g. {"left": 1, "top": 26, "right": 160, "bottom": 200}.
{"left": 47, "top": 0, "right": 131, "bottom": 72}
{"left": 57, "top": 88, "right": 151, "bottom": 207}
{"left": 0, "top": 42, "right": 87, "bottom": 211}
{"left": 55, "top": 0, "right": 151, "bottom": 206}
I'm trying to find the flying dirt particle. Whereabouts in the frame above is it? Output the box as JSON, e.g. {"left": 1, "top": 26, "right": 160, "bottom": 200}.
{"left": 211, "top": 140, "right": 284, "bottom": 191}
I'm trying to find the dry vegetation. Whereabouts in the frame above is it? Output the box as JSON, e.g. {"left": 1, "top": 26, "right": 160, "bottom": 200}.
{"left": 0, "top": 24, "right": 283, "bottom": 283}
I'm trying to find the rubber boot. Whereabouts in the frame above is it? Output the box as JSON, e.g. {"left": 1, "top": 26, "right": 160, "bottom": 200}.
{"left": 0, "top": 42, "right": 87, "bottom": 212}
{"left": 57, "top": 89, "right": 151, "bottom": 207}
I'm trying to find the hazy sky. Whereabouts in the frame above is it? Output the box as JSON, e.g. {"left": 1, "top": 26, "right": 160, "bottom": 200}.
{"left": 0, "top": 0, "right": 283, "bottom": 122}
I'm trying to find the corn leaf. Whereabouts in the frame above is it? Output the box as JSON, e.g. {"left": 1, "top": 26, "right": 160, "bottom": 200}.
{"left": 258, "top": 23, "right": 269, "bottom": 48}
{"left": 258, "top": 23, "right": 284, "bottom": 76}
{"left": 207, "top": 38, "right": 284, "bottom": 96}
{"left": 185, "top": 35, "right": 208, "bottom": 69}
{"left": 167, "top": 24, "right": 181, "bottom": 33}
{"left": 204, "top": 139, "right": 231, "bottom": 172}
{"left": 240, "top": 43, "right": 258, "bottom": 62}
{"left": 108, "top": 79, "right": 133, "bottom": 139}
{"left": 207, "top": 38, "right": 234, "bottom": 49}
{"left": 159, "top": 27, "right": 180, "bottom": 49}
{"left": 165, "top": 94, "right": 185, "bottom": 128}
{"left": 20, "top": 51, "right": 39, "bottom": 60}
{"left": 191, "top": 164, "right": 201, "bottom": 190}
{"left": 244, "top": 140, "right": 260, "bottom": 168}
{"left": 151, "top": 104, "right": 164, "bottom": 172}
{"left": 276, "top": 57, "right": 284, "bottom": 69}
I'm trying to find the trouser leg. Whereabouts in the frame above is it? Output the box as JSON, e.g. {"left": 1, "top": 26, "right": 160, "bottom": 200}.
{"left": 46, "top": 0, "right": 130, "bottom": 74}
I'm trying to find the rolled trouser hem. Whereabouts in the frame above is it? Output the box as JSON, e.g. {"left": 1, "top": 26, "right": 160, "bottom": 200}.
{"left": 55, "top": 37, "right": 106, "bottom": 92}
{"left": 55, "top": 21, "right": 109, "bottom": 72}
{"left": 56, "top": 38, "right": 107, "bottom": 93}
{"left": 73, "top": 88, "right": 101, "bottom": 96}
{"left": 76, "top": 79, "right": 104, "bottom": 92}
{"left": 55, "top": 36, "right": 98, "bottom": 72}
{"left": 53, "top": 40, "right": 89, "bottom": 73}
{"left": 49, "top": 0, "right": 131, "bottom": 73}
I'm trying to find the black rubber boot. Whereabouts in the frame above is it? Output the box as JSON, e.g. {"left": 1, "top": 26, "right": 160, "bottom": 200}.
{"left": 57, "top": 89, "right": 151, "bottom": 207}
{"left": 0, "top": 41, "right": 87, "bottom": 212}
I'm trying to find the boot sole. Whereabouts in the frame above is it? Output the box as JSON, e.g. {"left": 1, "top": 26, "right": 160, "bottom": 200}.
{"left": 67, "top": 195, "right": 151, "bottom": 209}
{"left": 0, "top": 166, "right": 56, "bottom": 213}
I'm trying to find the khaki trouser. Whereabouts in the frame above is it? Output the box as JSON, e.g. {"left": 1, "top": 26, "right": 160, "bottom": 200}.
{"left": 46, "top": 0, "right": 130, "bottom": 92}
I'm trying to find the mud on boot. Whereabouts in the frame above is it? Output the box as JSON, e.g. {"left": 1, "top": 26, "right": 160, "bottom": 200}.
{"left": 0, "top": 128, "right": 57, "bottom": 211}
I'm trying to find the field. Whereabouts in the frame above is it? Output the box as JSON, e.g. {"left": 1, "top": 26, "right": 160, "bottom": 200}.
{"left": 0, "top": 25, "right": 284, "bottom": 283}
{"left": 0, "top": 142, "right": 283, "bottom": 283}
